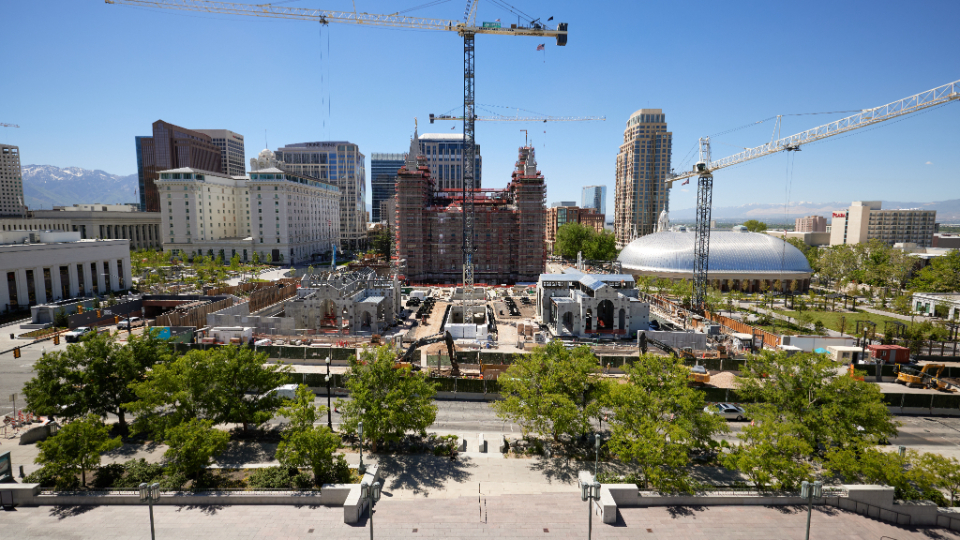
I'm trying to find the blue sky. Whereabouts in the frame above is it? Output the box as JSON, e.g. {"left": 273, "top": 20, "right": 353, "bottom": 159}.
{"left": 3, "top": 0, "right": 959, "bottom": 214}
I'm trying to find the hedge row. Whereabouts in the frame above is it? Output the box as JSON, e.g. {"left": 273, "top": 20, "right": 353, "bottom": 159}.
{"left": 171, "top": 342, "right": 357, "bottom": 361}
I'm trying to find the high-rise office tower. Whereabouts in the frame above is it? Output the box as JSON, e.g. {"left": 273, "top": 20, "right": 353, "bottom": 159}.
{"left": 370, "top": 153, "right": 405, "bottom": 224}
{"left": 136, "top": 120, "right": 224, "bottom": 212}
{"left": 581, "top": 185, "right": 607, "bottom": 216}
{"left": 418, "top": 133, "right": 482, "bottom": 191}
{"left": 275, "top": 141, "right": 367, "bottom": 250}
{"left": 0, "top": 144, "right": 25, "bottom": 216}
{"left": 614, "top": 109, "right": 672, "bottom": 249}
{"left": 195, "top": 129, "right": 246, "bottom": 176}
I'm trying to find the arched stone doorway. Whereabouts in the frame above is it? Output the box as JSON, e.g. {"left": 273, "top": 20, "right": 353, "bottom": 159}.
{"left": 585, "top": 308, "right": 593, "bottom": 332}
{"left": 597, "top": 300, "right": 614, "bottom": 331}
{"left": 618, "top": 308, "right": 626, "bottom": 330}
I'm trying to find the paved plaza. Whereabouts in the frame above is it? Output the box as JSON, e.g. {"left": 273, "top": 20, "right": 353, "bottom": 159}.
{"left": 3, "top": 493, "right": 959, "bottom": 539}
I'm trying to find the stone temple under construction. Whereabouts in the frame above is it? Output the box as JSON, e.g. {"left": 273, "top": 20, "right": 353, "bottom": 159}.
{"left": 394, "top": 130, "right": 546, "bottom": 285}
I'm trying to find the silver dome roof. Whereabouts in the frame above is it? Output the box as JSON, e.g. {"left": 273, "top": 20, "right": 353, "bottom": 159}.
{"left": 618, "top": 229, "right": 812, "bottom": 274}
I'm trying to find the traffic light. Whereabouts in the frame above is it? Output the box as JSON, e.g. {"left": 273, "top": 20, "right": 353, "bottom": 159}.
{"left": 13, "top": 348, "right": 20, "bottom": 359}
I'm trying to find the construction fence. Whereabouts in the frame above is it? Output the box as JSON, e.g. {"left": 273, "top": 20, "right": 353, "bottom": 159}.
{"left": 155, "top": 298, "right": 234, "bottom": 328}
{"left": 169, "top": 342, "right": 357, "bottom": 362}
{"left": 249, "top": 282, "right": 298, "bottom": 313}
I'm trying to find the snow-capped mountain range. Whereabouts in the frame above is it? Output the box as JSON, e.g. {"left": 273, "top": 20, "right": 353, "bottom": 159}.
{"left": 21, "top": 165, "right": 138, "bottom": 209}
{"left": 671, "top": 199, "right": 960, "bottom": 223}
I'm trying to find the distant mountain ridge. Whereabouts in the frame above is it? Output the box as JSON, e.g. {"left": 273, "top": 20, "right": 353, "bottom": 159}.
{"left": 671, "top": 199, "right": 960, "bottom": 223}
{"left": 21, "top": 165, "right": 138, "bottom": 209}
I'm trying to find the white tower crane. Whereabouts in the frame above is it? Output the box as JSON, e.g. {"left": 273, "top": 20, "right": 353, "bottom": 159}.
{"left": 665, "top": 78, "right": 960, "bottom": 311}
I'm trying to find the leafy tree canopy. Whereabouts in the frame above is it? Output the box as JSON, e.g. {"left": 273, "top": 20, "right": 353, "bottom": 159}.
{"left": 493, "top": 341, "right": 601, "bottom": 441}
{"left": 24, "top": 330, "right": 170, "bottom": 434}
{"left": 554, "top": 222, "right": 619, "bottom": 261}
{"left": 163, "top": 418, "right": 230, "bottom": 484}
{"left": 336, "top": 345, "right": 438, "bottom": 451}
{"left": 911, "top": 249, "right": 960, "bottom": 293}
{"left": 125, "top": 345, "right": 290, "bottom": 437}
{"left": 606, "top": 354, "right": 727, "bottom": 491}
{"left": 276, "top": 385, "right": 349, "bottom": 485}
{"left": 35, "top": 414, "right": 122, "bottom": 488}
{"left": 742, "top": 220, "right": 768, "bottom": 233}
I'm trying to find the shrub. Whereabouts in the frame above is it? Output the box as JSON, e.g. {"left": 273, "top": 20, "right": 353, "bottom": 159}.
{"left": 25, "top": 466, "right": 79, "bottom": 490}
{"left": 122, "top": 458, "right": 165, "bottom": 488}
{"left": 92, "top": 463, "right": 126, "bottom": 489}
{"left": 247, "top": 466, "right": 296, "bottom": 490}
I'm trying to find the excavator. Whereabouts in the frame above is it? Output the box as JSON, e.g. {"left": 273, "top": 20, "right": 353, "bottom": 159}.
{"left": 895, "top": 363, "right": 954, "bottom": 391}
{"left": 396, "top": 331, "right": 460, "bottom": 377}
{"left": 638, "top": 332, "right": 710, "bottom": 386}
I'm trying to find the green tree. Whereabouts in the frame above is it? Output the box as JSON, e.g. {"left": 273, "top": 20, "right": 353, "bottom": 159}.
{"left": 163, "top": 419, "right": 230, "bottom": 486}
{"left": 230, "top": 254, "right": 241, "bottom": 271}
{"left": 35, "top": 414, "right": 121, "bottom": 487}
{"left": 252, "top": 251, "right": 260, "bottom": 265}
{"left": 23, "top": 330, "right": 169, "bottom": 434}
{"left": 336, "top": 345, "right": 438, "bottom": 451}
{"left": 583, "top": 229, "right": 619, "bottom": 260}
{"left": 276, "top": 385, "right": 349, "bottom": 486}
{"left": 911, "top": 250, "right": 960, "bottom": 292}
{"left": 742, "top": 220, "right": 767, "bottom": 233}
{"left": 493, "top": 342, "right": 601, "bottom": 441}
{"left": 606, "top": 354, "right": 727, "bottom": 491}
{"left": 126, "top": 345, "right": 290, "bottom": 437}
{"left": 371, "top": 227, "right": 393, "bottom": 260}
{"left": 725, "top": 351, "right": 898, "bottom": 488}
{"left": 53, "top": 308, "right": 69, "bottom": 328}
{"left": 553, "top": 222, "right": 594, "bottom": 260}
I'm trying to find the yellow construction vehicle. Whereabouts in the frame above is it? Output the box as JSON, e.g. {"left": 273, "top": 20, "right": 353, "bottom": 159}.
{"left": 895, "top": 363, "right": 947, "bottom": 389}
{"left": 687, "top": 364, "right": 711, "bottom": 386}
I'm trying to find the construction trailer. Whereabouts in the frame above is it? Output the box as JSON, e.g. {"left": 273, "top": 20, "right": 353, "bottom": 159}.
{"left": 867, "top": 344, "right": 911, "bottom": 364}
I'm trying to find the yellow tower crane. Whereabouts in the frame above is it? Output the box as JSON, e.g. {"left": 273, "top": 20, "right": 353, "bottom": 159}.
{"left": 106, "top": 0, "right": 568, "bottom": 307}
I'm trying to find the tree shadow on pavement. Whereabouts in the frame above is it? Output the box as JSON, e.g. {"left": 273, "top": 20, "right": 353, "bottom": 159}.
{"left": 176, "top": 504, "right": 227, "bottom": 515}
{"left": 103, "top": 440, "right": 161, "bottom": 459}
{"left": 528, "top": 456, "right": 631, "bottom": 485}
{"left": 214, "top": 441, "right": 277, "bottom": 465}
{"left": 49, "top": 505, "right": 97, "bottom": 520}
{"left": 376, "top": 454, "right": 476, "bottom": 497}
{"left": 666, "top": 505, "right": 707, "bottom": 519}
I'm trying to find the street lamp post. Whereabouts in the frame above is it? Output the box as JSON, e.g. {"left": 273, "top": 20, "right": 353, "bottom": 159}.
{"left": 800, "top": 480, "right": 823, "bottom": 540}
{"left": 594, "top": 435, "right": 601, "bottom": 477}
{"left": 358, "top": 420, "right": 365, "bottom": 474}
{"left": 581, "top": 476, "right": 601, "bottom": 540}
{"left": 325, "top": 355, "right": 332, "bottom": 430}
{"left": 360, "top": 480, "right": 382, "bottom": 540}
{"left": 139, "top": 482, "right": 160, "bottom": 540}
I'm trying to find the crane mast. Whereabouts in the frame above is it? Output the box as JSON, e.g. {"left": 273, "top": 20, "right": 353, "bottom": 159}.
{"left": 107, "top": 0, "right": 567, "bottom": 305}
{"left": 667, "top": 78, "right": 960, "bottom": 312}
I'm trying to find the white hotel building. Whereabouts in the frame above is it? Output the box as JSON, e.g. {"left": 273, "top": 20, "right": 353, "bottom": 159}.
{"left": 157, "top": 149, "right": 340, "bottom": 265}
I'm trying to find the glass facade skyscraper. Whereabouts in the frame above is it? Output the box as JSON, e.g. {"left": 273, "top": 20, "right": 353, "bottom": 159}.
{"left": 370, "top": 153, "right": 405, "bottom": 224}
{"left": 275, "top": 141, "right": 367, "bottom": 250}
{"left": 581, "top": 185, "right": 607, "bottom": 216}
{"left": 418, "top": 133, "right": 482, "bottom": 191}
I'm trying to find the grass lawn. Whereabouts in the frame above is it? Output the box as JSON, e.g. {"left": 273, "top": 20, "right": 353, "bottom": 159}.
{"left": 774, "top": 308, "right": 913, "bottom": 335}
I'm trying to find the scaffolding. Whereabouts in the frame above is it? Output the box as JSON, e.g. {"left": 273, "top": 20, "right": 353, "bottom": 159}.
{"left": 396, "top": 145, "right": 546, "bottom": 285}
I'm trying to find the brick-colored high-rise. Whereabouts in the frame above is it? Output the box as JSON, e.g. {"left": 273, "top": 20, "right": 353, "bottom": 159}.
{"left": 136, "top": 120, "right": 224, "bottom": 212}
{"left": 395, "top": 133, "right": 545, "bottom": 284}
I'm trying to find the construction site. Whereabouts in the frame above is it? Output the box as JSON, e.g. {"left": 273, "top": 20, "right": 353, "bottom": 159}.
{"left": 394, "top": 130, "right": 546, "bottom": 285}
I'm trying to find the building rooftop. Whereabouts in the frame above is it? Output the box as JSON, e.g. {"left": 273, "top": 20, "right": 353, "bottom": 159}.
{"left": 419, "top": 133, "right": 467, "bottom": 141}
{"left": 619, "top": 229, "right": 811, "bottom": 274}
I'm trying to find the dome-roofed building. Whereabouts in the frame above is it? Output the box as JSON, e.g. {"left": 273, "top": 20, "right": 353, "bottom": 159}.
{"left": 618, "top": 225, "right": 812, "bottom": 292}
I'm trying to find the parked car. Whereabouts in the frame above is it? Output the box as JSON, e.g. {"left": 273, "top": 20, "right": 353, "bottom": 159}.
{"left": 64, "top": 326, "right": 95, "bottom": 343}
{"left": 703, "top": 403, "right": 747, "bottom": 421}
{"left": 267, "top": 384, "right": 299, "bottom": 401}
{"left": 117, "top": 317, "right": 142, "bottom": 330}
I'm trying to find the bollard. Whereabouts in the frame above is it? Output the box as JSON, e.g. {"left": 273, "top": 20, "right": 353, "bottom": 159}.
{"left": 478, "top": 433, "right": 487, "bottom": 453}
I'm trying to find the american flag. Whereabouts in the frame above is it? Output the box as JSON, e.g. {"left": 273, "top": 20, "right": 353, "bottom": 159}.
{"left": 495, "top": 18, "right": 500, "bottom": 22}
{"left": 682, "top": 179, "right": 690, "bottom": 186}
{"left": 536, "top": 44, "right": 545, "bottom": 51}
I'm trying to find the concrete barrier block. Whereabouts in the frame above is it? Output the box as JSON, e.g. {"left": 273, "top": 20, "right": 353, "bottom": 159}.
{"left": 478, "top": 433, "right": 487, "bottom": 453}
{"left": 342, "top": 485, "right": 367, "bottom": 524}
{"left": 459, "top": 435, "right": 467, "bottom": 452}
{"left": 844, "top": 485, "right": 895, "bottom": 508}
{"left": 598, "top": 489, "right": 617, "bottom": 524}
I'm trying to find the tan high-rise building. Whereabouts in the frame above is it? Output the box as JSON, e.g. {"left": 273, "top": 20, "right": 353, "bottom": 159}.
{"left": 829, "top": 201, "right": 936, "bottom": 247}
{"left": 0, "top": 144, "right": 25, "bottom": 216}
{"left": 614, "top": 109, "right": 672, "bottom": 249}
{"left": 795, "top": 215, "right": 826, "bottom": 232}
